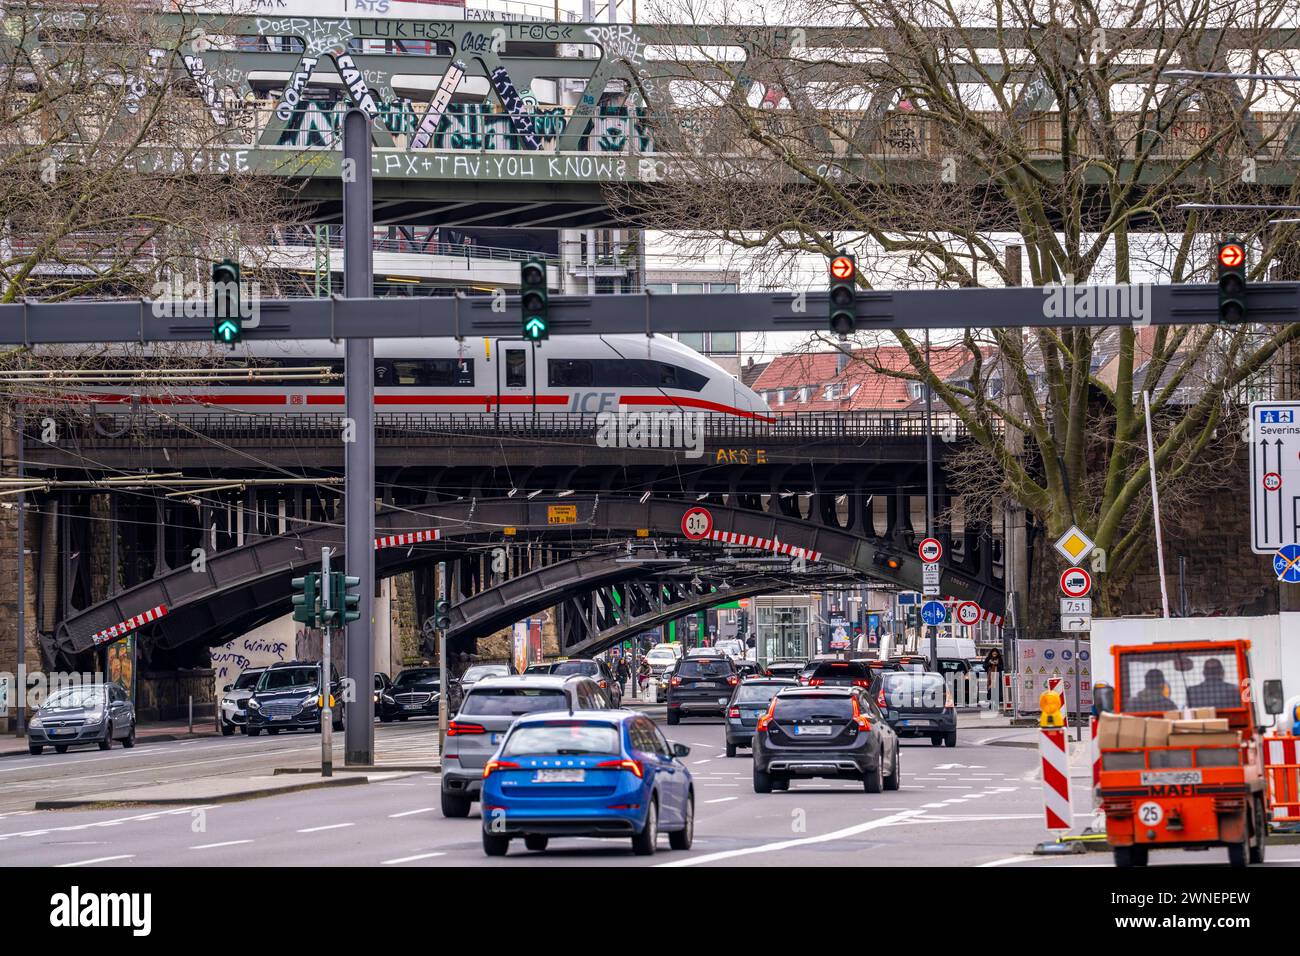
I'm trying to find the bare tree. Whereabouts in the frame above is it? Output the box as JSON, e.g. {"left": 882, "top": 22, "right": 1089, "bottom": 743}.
{"left": 625, "top": 0, "right": 1300, "bottom": 617}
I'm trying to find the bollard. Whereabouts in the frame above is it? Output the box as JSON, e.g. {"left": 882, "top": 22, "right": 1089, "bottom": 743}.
{"left": 188, "top": 695, "right": 193, "bottom": 735}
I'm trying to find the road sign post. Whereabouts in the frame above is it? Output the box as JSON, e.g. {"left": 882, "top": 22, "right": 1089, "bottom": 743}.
{"left": 320, "top": 547, "right": 332, "bottom": 778}
{"left": 1251, "top": 402, "right": 1300, "bottom": 554}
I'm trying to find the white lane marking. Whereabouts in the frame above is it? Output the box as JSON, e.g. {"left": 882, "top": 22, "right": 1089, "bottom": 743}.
{"left": 0, "top": 805, "right": 214, "bottom": 842}
{"left": 388, "top": 807, "right": 436, "bottom": 818}
{"left": 1, "top": 746, "right": 304, "bottom": 783}
{"left": 692, "top": 759, "right": 713, "bottom": 765}
{"left": 937, "top": 786, "right": 972, "bottom": 790}
{"left": 382, "top": 851, "right": 447, "bottom": 865}
{"left": 655, "top": 809, "right": 926, "bottom": 867}
{"left": 921, "top": 802, "right": 948, "bottom": 808}
{"left": 704, "top": 796, "right": 738, "bottom": 804}
{"left": 978, "top": 854, "right": 1037, "bottom": 868}
{"left": 297, "top": 823, "right": 354, "bottom": 833}
{"left": 55, "top": 854, "right": 135, "bottom": 867}
{"left": 191, "top": 839, "right": 254, "bottom": 850}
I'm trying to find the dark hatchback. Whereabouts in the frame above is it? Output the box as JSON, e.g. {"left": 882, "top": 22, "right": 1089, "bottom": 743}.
{"left": 549, "top": 658, "right": 623, "bottom": 707}
{"left": 872, "top": 670, "right": 957, "bottom": 747}
{"left": 804, "top": 660, "right": 874, "bottom": 689}
{"left": 765, "top": 659, "right": 807, "bottom": 680}
{"left": 246, "top": 662, "right": 342, "bottom": 735}
{"left": 752, "top": 687, "right": 899, "bottom": 793}
{"left": 724, "top": 678, "right": 797, "bottom": 756}
{"left": 666, "top": 657, "right": 739, "bottom": 724}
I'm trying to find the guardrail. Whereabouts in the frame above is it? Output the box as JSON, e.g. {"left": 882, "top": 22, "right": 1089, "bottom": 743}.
{"left": 26, "top": 410, "right": 976, "bottom": 445}
{"left": 272, "top": 231, "right": 562, "bottom": 265}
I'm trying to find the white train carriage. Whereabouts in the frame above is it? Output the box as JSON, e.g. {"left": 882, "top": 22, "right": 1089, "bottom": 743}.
{"left": 55, "top": 334, "right": 773, "bottom": 421}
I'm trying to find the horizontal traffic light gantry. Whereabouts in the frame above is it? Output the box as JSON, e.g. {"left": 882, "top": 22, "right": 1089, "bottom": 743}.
{"left": 1216, "top": 239, "right": 1247, "bottom": 325}
{"left": 520, "top": 258, "right": 549, "bottom": 341}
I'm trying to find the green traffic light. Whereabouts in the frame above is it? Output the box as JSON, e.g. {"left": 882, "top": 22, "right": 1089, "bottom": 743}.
{"left": 212, "top": 258, "right": 243, "bottom": 344}
{"left": 520, "top": 258, "right": 549, "bottom": 340}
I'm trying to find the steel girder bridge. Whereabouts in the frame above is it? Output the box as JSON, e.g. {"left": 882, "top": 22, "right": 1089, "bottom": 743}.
{"left": 7, "top": 10, "right": 1300, "bottom": 227}
{"left": 45, "top": 492, "right": 1005, "bottom": 668}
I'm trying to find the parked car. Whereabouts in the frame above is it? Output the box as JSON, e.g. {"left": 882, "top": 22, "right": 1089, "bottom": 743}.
{"left": 724, "top": 678, "right": 798, "bottom": 756}
{"left": 28, "top": 683, "right": 136, "bottom": 754}
{"left": 479, "top": 709, "right": 694, "bottom": 856}
{"left": 550, "top": 657, "right": 623, "bottom": 707}
{"left": 752, "top": 686, "right": 900, "bottom": 793}
{"left": 380, "top": 666, "right": 458, "bottom": 721}
{"left": 666, "top": 656, "right": 739, "bottom": 724}
{"left": 440, "top": 674, "right": 609, "bottom": 818}
{"left": 872, "top": 669, "right": 958, "bottom": 747}
{"left": 246, "top": 661, "right": 342, "bottom": 735}
{"left": 219, "top": 666, "right": 266, "bottom": 736}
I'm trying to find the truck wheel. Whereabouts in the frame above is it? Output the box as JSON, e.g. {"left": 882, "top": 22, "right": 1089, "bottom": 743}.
{"left": 1114, "top": 845, "right": 1148, "bottom": 867}
{"left": 1250, "top": 797, "right": 1266, "bottom": 865}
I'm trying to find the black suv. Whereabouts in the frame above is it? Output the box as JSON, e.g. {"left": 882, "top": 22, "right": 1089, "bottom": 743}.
{"left": 666, "top": 656, "right": 738, "bottom": 724}
{"left": 247, "top": 661, "right": 343, "bottom": 735}
{"left": 804, "top": 659, "right": 874, "bottom": 689}
{"left": 752, "top": 686, "right": 900, "bottom": 793}
{"left": 871, "top": 669, "right": 957, "bottom": 747}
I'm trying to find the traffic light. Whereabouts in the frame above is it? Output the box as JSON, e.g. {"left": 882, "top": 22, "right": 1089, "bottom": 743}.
{"left": 211, "top": 258, "right": 243, "bottom": 344}
{"left": 291, "top": 572, "right": 320, "bottom": 627}
{"left": 1216, "top": 239, "right": 1247, "bottom": 324}
{"left": 873, "top": 550, "right": 901, "bottom": 572}
{"left": 434, "top": 598, "right": 451, "bottom": 630}
{"left": 828, "top": 253, "right": 856, "bottom": 336}
{"left": 520, "top": 258, "right": 549, "bottom": 340}
{"left": 330, "top": 572, "right": 361, "bottom": 625}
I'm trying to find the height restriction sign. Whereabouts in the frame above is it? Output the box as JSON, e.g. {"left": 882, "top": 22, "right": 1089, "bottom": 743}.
{"left": 681, "top": 507, "right": 713, "bottom": 540}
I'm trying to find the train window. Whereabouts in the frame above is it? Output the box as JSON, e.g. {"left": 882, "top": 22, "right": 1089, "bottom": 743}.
{"left": 389, "top": 358, "right": 475, "bottom": 387}
{"left": 549, "top": 359, "right": 592, "bottom": 387}
{"left": 505, "top": 350, "right": 528, "bottom": 387}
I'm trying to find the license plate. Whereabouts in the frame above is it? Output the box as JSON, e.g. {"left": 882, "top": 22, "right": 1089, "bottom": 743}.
{"left": 50, "top": 728, "right": 74, "bottom": 736}
{"left": 491, "top": 732, "right": 505, "bottom": 744}
{"left": 794, "top": 725, "right": 834, "bottom": 736}
{"left": 743, "top": 711, "right": 762, "bottom": 719}
{"left": 534, "top": 769, "right": 585, "bottom": 783}
{"left": 1140, "top": 770, "right": 1202, "bottom": 786}
{"left": 402, "top": 704, "right": 421, "bottom": 710}
{"left": 273, "top": 714, "right": 291, "bottom": 720}
{"left": 697, "top": 682, "right": 717, "bottom": 688}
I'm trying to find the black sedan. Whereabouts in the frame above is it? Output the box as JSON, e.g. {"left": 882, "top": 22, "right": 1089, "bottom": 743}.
{"left": 246, "top": 662, "right": 342, "bottom": 735}
{"left": 752, "top": 686, "right": 899, "bottom": 793}
{"left": 380, "top": 667, "right": 458, "bottom": 721}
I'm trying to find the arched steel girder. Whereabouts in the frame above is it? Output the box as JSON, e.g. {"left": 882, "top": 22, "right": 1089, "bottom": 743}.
{"left": 53, "top": 495, "right": 1002, "bottom": 662}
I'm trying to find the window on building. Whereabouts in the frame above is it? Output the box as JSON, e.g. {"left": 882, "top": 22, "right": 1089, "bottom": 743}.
{"left": 677, "top": 332, "right": 706, "bottom": 352}
{"left": 908, "top": 381, "right": 924, "bottom": 400}
{"left": 709, "top": 331, "right": 738, "bottom": 355}
{"left": 824, "top": 383, "right": 843, "bottom": 401}
{"left": 795, "top": 387, "right": 808, "bottom": 403}
{"left": 676, "top": 283, "right": 704, "bottom": 294}
{"left": 646, "top": 283, "right": 673, "bottom": 295}
{"left": 709, "top": 282, "right": 738, "bottom": 293}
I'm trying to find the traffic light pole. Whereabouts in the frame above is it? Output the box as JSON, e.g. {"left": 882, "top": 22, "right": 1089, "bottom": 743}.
{"left": 320, "top": 547, "right": 333, "bottom": 777}
{"left": 343, "top": 108, "right": 376, "bottom": 767}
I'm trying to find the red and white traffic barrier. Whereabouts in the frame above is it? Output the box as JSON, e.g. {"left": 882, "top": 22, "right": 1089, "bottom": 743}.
{"left": 375, "top": 529, "right": 441, "bottom": 550}
{"left": 1264, "top": 735, "right": 1300, "bottom": 823}
{"left": 1040, "top": 727, "right": 1073, "bottom": 832}
{"left": 1090, "top": 715, "right": 1101, "bottom": 792}
{"left": 91, "top": 603, "right": 168, "bottom": 645}
{"left": 708, "top": 529, "right": 821, "bottom": 562}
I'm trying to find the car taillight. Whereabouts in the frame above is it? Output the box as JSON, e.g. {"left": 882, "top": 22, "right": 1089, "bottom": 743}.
{"left": 945, "top": 686, "right": 955, "bottom": 708}
{"left": 808, "top": 678, "right": 824, "bottom": 687}
{"left": 482, "top": 759, "right": 519, "bottom": 777}
{"left": 599, "top": 680, "right": 608, "bottom": 688}
{"left": 596, "top": 758, "right": 643, "bottom": 778}
{"left": 852, "top": 679, "right": 870, "bottom": 688}
{"left": 756, "top": 714, "right": 773, "bottom": 732}
{"left": 727, "top": 706, "right": 741, "bottom": 718}
{"left": 877, "top": 689, "right": 887, "bottom": 707}
{"left": 728, "top": 676, "right": 739, "bottom": 686}
{"left": 671, "top": 676, "right": 682, "bottom": 686}
{"left": 448, "top": 721, "right": 485, "bottom": 736}
{"left": 851, "top": 698, "right": 872, "bottom": 732}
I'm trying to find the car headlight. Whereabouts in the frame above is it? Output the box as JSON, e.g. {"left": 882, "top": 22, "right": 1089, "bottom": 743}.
{"left": 28, "top": 715, "right": 43, "bottom": 728}
{"left": 222, "top": 698, "right": 237, "bottom": 708}
{"left": 302, "top": 694, "right": 320, "bottom": 709}
{"left": 247, "top": 699, "right": 261, "bottom": 710}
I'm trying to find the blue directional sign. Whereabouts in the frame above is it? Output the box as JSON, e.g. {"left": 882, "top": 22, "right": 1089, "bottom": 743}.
{"left": 921, "top": 601, "right": 947, "bottom": 627}
{"left": 1275, "top": 544, "right": 1300, "bottom": 583}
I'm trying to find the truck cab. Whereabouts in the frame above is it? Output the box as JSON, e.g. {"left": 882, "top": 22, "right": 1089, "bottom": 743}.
{"left": 1096, "top": 639, "right": 1282, "bottom": 867}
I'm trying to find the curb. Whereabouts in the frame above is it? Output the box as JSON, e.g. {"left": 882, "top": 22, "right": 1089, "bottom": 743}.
{"left": 34, "top": 774, "right": 367, "bottom": 809}
{"left": 274, "top": 764, "right": 440, "bottom": 774}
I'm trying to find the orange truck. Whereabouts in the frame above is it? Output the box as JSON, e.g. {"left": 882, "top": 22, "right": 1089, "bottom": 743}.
{"left": 1095, "top": 639, "right": 1285, "bottom": 868}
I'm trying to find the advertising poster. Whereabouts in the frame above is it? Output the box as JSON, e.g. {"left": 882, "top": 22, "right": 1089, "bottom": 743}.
{"left": 106, "top": 634, "right": 137, "bottom": 702}
{"left": 512, "top": 621, "right": 529, "bottom": 675}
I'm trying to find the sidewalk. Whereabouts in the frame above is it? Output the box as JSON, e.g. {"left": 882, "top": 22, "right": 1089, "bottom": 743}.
{"left": 0, "top": 718, "right": 219, "bottom": 758}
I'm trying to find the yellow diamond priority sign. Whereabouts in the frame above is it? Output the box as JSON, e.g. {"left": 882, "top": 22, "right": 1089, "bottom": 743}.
{"left": 1054, "top": 525, "right": 1095, "bottom": 564}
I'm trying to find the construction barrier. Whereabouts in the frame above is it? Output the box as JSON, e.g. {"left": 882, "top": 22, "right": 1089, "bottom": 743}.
{"left": 1264, "top": 735, "right": 1300, "bottom": 823}
{"left": 1040, "top": 727, "right": 1073, "bottom": 832}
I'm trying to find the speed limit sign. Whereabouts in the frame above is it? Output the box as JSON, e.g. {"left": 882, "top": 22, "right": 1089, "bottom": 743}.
{"left": 681, "top": 507, "right": 713, "bottom": 540}
{"left": 955, "top": 601, "right": 981, "bottom": 627}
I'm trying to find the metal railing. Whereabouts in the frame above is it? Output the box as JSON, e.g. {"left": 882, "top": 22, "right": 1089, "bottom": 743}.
{"left": 26, "top": 410, "right": 976, "bottom": 446}
{"left": 272, "top": 231, "right": 562, "bottom": 265}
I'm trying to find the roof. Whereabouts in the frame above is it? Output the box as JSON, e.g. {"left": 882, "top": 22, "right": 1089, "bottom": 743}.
{"left": 513, "top": 709, "right": 633, "bottom": 724}
{"left": 750, "top": 344, "right": 981, "bottom": 412}
{"left": 470, "top": 674, "right": 580, "bottom": 691}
